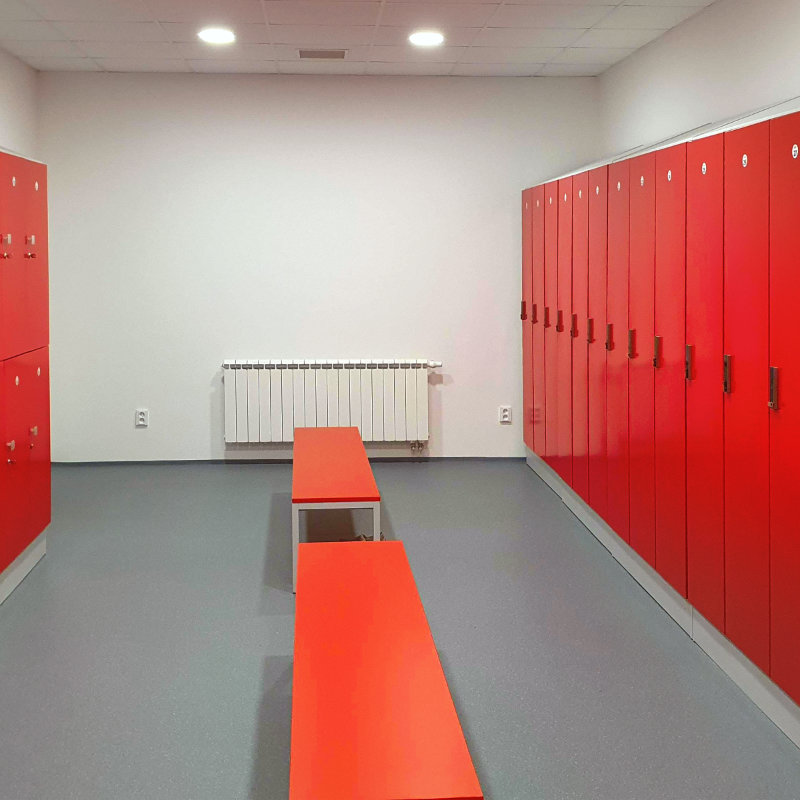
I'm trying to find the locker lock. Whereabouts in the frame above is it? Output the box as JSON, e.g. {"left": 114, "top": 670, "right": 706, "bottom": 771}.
{"left": 6, "top": 440, "right": 15, "bottom": 452}
{"left": 793, "top": 145, "right": 799, "bottom": 160}
{"left": 1, "top": 233, "right": 10, "bottom": 245}
{"left": 25, "top": 234, "right": 35, "bottom": 246}
{"left": 742, "top": 154, "right": 748, "bottom": 168}
{"left": 702, "top": 162, "right": 707, "bottom": 175}
{"left": 23, "top": 252, "right": 37, "bottom": 259}
{"left": 667, "top": 170, "right": 672, "bottom": 182}
{"left": 30, "top": 426, "right": 38, "bottom": 437}
{"left": 596, "top": 185, "right": 600, "bottom": 195}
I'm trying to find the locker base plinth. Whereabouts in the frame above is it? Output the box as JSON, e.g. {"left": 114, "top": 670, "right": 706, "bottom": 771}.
{"left": 525, "top": 447, "right": 800, "bottom": 752}
{"left": 0, "top": 532, "right": 46, "bottom": 607}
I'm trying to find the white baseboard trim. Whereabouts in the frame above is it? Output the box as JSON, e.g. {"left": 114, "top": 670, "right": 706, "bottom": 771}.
{"left": 526, "top": 448, "right": 800, "bottom": 750}
{"left": 0, "top": 532, "right": 46, "bottom": 607}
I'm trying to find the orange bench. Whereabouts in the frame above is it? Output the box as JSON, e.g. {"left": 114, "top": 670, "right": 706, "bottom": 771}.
{"left": 290, "top": 540, "right": 483, "bottom": 800}
{"left": 291, "top": 427, "right": 381, "bottom": 592}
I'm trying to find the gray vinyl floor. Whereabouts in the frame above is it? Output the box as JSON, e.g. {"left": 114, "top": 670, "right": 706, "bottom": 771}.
{"left": 1, "top": 461, "right": 800, "bottom": 800}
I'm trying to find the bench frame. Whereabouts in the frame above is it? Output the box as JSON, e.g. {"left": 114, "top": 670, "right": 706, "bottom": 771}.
{"left": 292, "top": 501, "right": 380, "bottom": 592}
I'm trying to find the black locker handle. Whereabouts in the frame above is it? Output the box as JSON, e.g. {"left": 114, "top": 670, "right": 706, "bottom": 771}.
{"left": 653, "top": 336, "right": 662, "bottom": 368}
{"left": 685, "top": 345, "right": 693, "bottom": 381}
{"left": 544, "top": 307, "right": 551, "bottom": 328}
{"left": 570, "top": 314, "right": 578, "bottom": 338}
{"left": 531, "top": 303, "right": 538, "bottom": 324}
{"left": 587, "top": 318, "right": 594, "bottom": 344}
{"left": 556, "top": 310, "right": 564, "bottom": 332}
{"left": 520, "top": 300, "right": 527, "bottom": 321}
{"left": 628, "top": 329, "right": 636, "bottom": 359}
{"left": 723, "top": 355, "right": 732, "bottom": 394}
{"left": 605, "top": 323, "right": 613, "bottom": 351}
{"left": 769, "top": 366, "right": 779, "bottom": 410}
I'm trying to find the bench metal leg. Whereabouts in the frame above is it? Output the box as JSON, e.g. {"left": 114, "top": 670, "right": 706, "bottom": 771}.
{"left": 292, "top": 503, "right": 300, "bottom": 593}
{"left": 372, "top": 502, "right": 381, "bottom": 541}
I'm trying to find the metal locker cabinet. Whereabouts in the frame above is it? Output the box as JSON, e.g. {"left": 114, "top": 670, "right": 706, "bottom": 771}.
{"left": 556, "top": 177, "right": 573, "bottom": 485}
{"left": 571, "top": 172, "right": 590, "bottom": 503}
{"left": 768, "top": 112, "right": 800, "bottom": 702}
{"left": 21, "top": 347, "right": 50, "bottom": 543}
{"left": 532, "top": 185, "right": 546, "bottom": 456}
{"left": 587, "top": 166, "right": 609, "bottom": 521}
{"left": 628, "top": 153, "right": 656, "bottom": 566}
{"left": 723, "top": 121, "right": 770, "bottom": 673}
{"left": 686, "top": 134, "right": 725, "bottom": 631}
{"left": 544, "top": 181, "right": 559, "bottom": 467}
{"left": 654, "top": 144, "right": 687, "bottom": 596}
{"left": 521, "top": 189, "right": 534, "bottom": 451}
{"left": 0, "top": 357, "right": 31, "bottom": 574}
{"left": 21, "top": 160, "right": 48, "bottom": 354}
{"left": 606, "top": 161, "right": 630, "bottom": 543}
{"left": 0, "top": 153, "right": 25, "bottom": 362}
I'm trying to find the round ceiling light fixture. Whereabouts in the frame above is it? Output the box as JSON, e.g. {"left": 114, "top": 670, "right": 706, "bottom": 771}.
{"left": 409, "top": 30, "right": 445, "bottom": 47}
{"left": 198, "top": 27, "right": 236, "bottom": 44}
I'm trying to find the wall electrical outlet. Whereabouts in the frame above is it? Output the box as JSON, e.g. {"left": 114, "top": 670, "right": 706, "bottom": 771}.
{"left": 135, "top": 408, "right": 149, "bottom": 428}
{"left": 498, "top": 405, "right": 512, "bottom": 424}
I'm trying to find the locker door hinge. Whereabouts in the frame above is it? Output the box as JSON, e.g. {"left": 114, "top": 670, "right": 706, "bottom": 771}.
{"left": 544, "top": 307, "right": 551, "bottom": 328}
{"left": 627, "top": 329, "right": 636, "bottom": 360}
{"left": 587, "top": 318, "right": 594, "bottom": 344}
{"left": 570, "top": 314, "right": 578, "bottom": 338}
{"left": 769, "top": 366, "right": 779, "bottom": 410}
{"left": 653, "top": 336, "right": 662, "bottom": 368}
{"left": 531, "top": 303, "right": 538, "bottom": 324}
{"left": 520, "top": 300, "right": 527, "bottom": 321}
{"left": 605, "top": 323, "right": 613, "bottom": 351}
{"left": 685, "top": 345, "right": 693, "bottom": 381}
{"left": 723, "top": 355, "right": 732, "bottom": 394}
{"left": 556, "top": 310, "right": 564, "bottom": 332}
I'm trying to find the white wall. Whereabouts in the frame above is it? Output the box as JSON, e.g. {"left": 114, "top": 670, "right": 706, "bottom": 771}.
{"left": 39, "top": 73, "right": 602, "bottom": 462}
{"left": 599, "top": 0, "right": 800, "bottom": 156}
{"left": 0, "top": 47, "right": 38, "bottom": 158}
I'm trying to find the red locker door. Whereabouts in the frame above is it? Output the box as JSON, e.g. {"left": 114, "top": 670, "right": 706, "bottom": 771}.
{"left": 532, "top": 186, "right": 546, "bottom": 456}
{"left": 628, "top": 154, "right": 656, "bottom": 565}
{"left": 22, "top": 160, "right": 48, "bottom": 352}
{"left": 556, "top": 177, "right": 573, "bottom": 485}
{"left": 0, "top": 154, "right": 25, "bottom": 361}
{"left": 769, "top": 113, "right": 800, "bottom": 702}
{"left": 686, "top": 135, "right": 725, "bottom": 630}
{"left": 588, "top": 166, "right": 608, "bottom": 520}
{"left": 522, "top": 189, "right": 534, "bottom": 451}
{"left": 654, "top": 144, "right": 687, "bottom": 596}
{"left": 21, "top": 347, "right": 50, "bottom": 541}
{"left": 572, "top": 172, "right": 589, "bottom": 503}
{"left": 0, "top": 357, "right": 31, "bottom": 573}
{"left": 606, "top": 162, "right": 630, "bottom": 543}
{"left": 723, "top": 122, "right": 770, "bottom": 673}
{"left": 544, "top": 182, "right": 559, "bottom": 466}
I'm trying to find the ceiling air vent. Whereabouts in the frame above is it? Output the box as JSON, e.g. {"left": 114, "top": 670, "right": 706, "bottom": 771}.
{"left": 299, "top": 49, "right": 346, "bottom": 60}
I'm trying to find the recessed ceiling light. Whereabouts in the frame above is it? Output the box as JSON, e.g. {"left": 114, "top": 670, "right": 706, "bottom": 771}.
{"left": 198, "top": 27, "right": 235, "bottom": 45}
{"left": 409, "top": 30, "right": 444, "bottom": 47}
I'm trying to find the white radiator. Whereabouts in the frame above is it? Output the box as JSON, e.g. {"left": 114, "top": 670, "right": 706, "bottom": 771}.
{"left": 222, "top": 359, "right": 441, "bottom": 444}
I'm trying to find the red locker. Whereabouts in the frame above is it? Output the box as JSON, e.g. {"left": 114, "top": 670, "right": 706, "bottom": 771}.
{"left": 571, "top": 172, "right": 589, "bottom": 503}
{"left": 556, "top": 178, "right": 573, "bottom": 484}
{"left": 723, "top": 122, "right": 770, "bottom": 673}
{"left": 531, "top": 186, "right": 546, "bottom": 456}
{"left": 628, "top": 153, "right": 656, "bottom": 566}
{"left": 654, "top": 144, "right": 687, "bottom": 596}
{"left": 0, "top": 154, "right": 25, "bottom": 362}
{"left": 686, "top": 134, "right": 725, "bottom": 630}
{"left": 769, "top": 113, "right": 800, "bottom": 702}
{"left": 22, "top": 160, "right": 49, "bottom": 353}
{"left": 587, "top": 166, "right": 608, "bottom": 520}
{"left": 21, "top": 347, "right": 50, "bottom": 542}
{"left": 606, "top": 162, "right": 630, "bottom": 542}
{"left": 544, "top": 182, "right": 559, "bottom": 466}
{"left": 522, "top": 189, "right": 534, "bottom": 451}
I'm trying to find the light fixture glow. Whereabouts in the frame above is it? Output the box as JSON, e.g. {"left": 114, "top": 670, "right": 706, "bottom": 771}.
{"left": 198, "top": 27, "right": 236, "bottom": 44}
{"left": 409, "top": 30, "right": 444, "bottom": 47}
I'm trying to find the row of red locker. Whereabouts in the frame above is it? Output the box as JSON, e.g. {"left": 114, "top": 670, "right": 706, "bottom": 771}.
{"left": 521, "top": 111, "right": 800, "bottom": 706}
{"left": 0, "top": 153, "right": 48, "bottom": 361}
{"left": 0, "top": 347, "right": 50, "bottom": 575}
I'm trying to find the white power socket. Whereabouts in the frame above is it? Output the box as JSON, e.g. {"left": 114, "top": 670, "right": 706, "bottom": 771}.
{"left": 135, "top": 408, "right": 149, "bottom": 428}
{"left": 498, "top": 405, "right": 512, "bottom": 424}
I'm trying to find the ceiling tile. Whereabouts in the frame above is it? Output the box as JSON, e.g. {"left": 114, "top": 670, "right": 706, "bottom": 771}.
{"left": 273, "top": 43, "right": 369, "bottom": 60}
{"left": 188, "top": 59, "right": 278, "bottom": 72}
{"left": 540, "top": 62, "right": 608, "bottom": 77}
{"left": 554, "top": 46, "right": 634, "bottom": 64}
{"left": 573, "top": 27, "right": 665, "bottom": 48}
{"left": 490, "top": 4, "right": 614, "bottom": 29}
{"left": 372, "top": 26, "right": 478, "bottom": 46}
{"left": 160, "top": 22, "right": 269, "bottom": 43}
{"left": 462, "top": 45, "right": 562, "bottom": 63}
{"left": 177, "top": 42, "right": 275, "bottom": 60}
{"left": 597, "top": 5, "right": 702, "bottom": 29}
{"left": 264, "top": 2, "right": 380, "bottom": 27}
{"left": 24, "top": 55, "right": 100, "bottom": 69}
{"left": 277, "top": 59, "right": 368, "bottom": 74}
{"left": 622, "top": 0, "right": 712, "bottom": 5}
{"left": 96, "top": 56, "right": 189, "bottom": 71}
{"left": 0, "top": 1, "right": 41, "bottom": 20}
{"left": 0, "top": 38, "right": 84, "bottom": 57}
{"left": 369, "top": 44, "right": 464, "bottom": 62}
{"left": 0, "top": 19, "right": 65, "bottom": 40}
{"left": 146, "top": 0, "right": 264, "bottom": 23}
{"left": 25, "top": 0, "right": 153, "bottom": 22}
{"left": 452, "top": 62, "right": 544, "bottom": 76}
{"left": 472, "top": 27, "right": 583, "bottom": 48}
{"left": 269, "top": 25, "right": 374, "bottom": 46}
{"left": 54, "top": 21, "right": 168, "bottom": 41}
{"left": 80, "top": 41, "right": 182, "bottom": 58}
{"left": 380, "top": 3, "right": 498, "bottom": 28}
{"left": 366, "top": 61, "right": 453, "bottom": 75}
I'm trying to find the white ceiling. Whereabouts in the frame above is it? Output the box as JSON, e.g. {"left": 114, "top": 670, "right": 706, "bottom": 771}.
{"left": 0, "top": 0, "right": 715, "bottom": 76}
